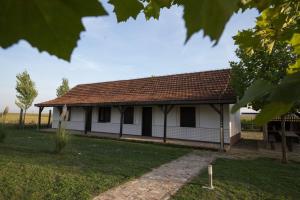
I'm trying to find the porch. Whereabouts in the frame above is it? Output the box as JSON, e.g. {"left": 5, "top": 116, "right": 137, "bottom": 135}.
{"left": 37, "top": 103, "right": 240, "bottom": 151}
{"left": 41, "top": 128, "right": 231, "bottom": 150}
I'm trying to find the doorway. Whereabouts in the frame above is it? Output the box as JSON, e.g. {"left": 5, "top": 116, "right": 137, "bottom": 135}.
{"left": 142, "top": 107, "right": 152, "bottom": 136}
{"left": 85, "top": 107, "right": 92, "bottom": 134}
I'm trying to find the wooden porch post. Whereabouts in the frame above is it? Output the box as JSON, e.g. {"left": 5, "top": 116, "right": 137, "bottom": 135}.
{"left": 220, "top": 104, "right": 224, "bottom": 151}
{"left": 163, "top": 105, "right": 168, "bottom": 143}
{"left": 162, "top": 105, "right": 174, "bottom": 143}
{"left": 47, "top": 110, "right": 52, "bottom": 128}
{"left": 38, "top": 107, "right": 44, "bottom": 130}
{"left": 119, "top": 106, "right": 125, "bottom": 138}
{"left": 209, "top": 104, "right": 224, "bottom": 151}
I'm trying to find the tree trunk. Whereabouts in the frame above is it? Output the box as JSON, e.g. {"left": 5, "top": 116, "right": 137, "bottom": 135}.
{"left": 262, "top": 124, "right": 268, "bottom": 148}
{"left": 19, "top": 108, "right": 23, "bottom": 129}
{"left": 23, "top": 109, "right": 27, "bottom": 129}
{"left": 281, "top": 115, "right": 288, "bottom": 164}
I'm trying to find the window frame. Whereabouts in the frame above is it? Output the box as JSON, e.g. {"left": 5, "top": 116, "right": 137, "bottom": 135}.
{"left": 124, "top": 106, "right": 134, "bottom": 124}
{"left": 98, "top": 107, "right": 111, "bottom": 123}
{"left": 180, "top": 107, "right": 196, "bottom": 128}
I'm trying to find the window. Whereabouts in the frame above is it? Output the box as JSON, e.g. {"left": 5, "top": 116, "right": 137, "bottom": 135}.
{"left": 58, "top": 107, "right": 62, "bottom": 115}
{"left": 124, "top": 107, "right": 134, "bottom": 124}
{"left": 180, "top": 107, "right": 196, "bottom": 127}
{"left": 98, "top": 107, "right": 111, "bottom": 122}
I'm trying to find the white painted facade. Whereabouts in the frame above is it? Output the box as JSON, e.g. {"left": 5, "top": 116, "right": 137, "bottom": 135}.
{"left": 52, "top": 104, "right": 241, "bottom": 144}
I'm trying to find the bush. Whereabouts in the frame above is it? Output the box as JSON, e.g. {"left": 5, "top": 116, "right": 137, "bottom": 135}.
{"left": 55, "top": 127, "right": 68, "bottom": 153}
{"left": 0, "top": 127, "right": 6, "bottom": 143}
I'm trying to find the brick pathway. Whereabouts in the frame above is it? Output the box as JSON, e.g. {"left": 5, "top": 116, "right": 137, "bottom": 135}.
{"left": 93, "top": 152, "right": 214, "bottom": 200}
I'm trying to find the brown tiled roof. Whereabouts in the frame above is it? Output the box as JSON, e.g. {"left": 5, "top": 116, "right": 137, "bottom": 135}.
{"left": 35, "top": 69, "right": 236, "bottom": 107}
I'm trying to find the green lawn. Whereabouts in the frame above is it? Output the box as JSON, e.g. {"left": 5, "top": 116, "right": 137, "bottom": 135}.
{"left": 0, "top": 128, "right": 190, "bottom": 200}
{"left": 172, "top": 158, "right": 300, "bottom": 200}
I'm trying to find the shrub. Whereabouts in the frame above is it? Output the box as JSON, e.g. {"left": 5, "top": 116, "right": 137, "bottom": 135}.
{"left": 55, "top": 126, "right": 68, "bottom": 153}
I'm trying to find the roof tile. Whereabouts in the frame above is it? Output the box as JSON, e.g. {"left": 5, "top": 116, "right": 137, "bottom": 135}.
{"left": 36, "top": 69, "right": 236, "bottom": 107}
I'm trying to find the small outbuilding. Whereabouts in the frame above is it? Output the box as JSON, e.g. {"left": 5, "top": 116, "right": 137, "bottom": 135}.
{"left": 35, "top": 69, "right": 241, "bottom": 150}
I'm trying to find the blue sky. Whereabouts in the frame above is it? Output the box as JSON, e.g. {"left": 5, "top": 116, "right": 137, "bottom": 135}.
{"left": 0, "top": 3, "right": 258, "bottom": 113}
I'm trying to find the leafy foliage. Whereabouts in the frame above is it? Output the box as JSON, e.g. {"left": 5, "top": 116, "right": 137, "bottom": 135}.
{"left": 0, "top": 0, "right": 107, "bottom": 61}
{"left": 232, "top": 0, "right": 300, "bottom": 123}
{"left": 0, "top": 0, "right": 241, "bottom": 60}
{"left": 1, "top": 106, "right": 9, "bottom": 123}
{"left": 175, "top": 0, "right": 239, "bottom": 43}
{"left": 0, "top": 107, "right": 9, "bottom": 143}
{"left": 56, "top": 78, "right": 70, "bottom": 97}
{"left": 144, "top": 0, "right": 173, "bottom": 20}
{"left": 55, "top": 105, "right": 69, "bottom": 153}
{"left": 15, "top": 71, "right": 38, "bottom": 126}
{"left": 230, "top": 42, "right": 297, "bottom": 110}
{"left": 0, "top": 0, "right": 299, "bottom": 125}
{"left": 55, "top": 126, "right": 68, "bottom": 153}
{"left": 108, "top": 0, "right": 144, "bottom": 22}
{"left": 15, "top": 71, "right": 38, "bottom": 111}
{"left": 233, "top": 72, "right": 300, "bottom": 124}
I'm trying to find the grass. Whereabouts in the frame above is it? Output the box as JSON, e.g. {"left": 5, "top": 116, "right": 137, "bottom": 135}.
{"left": 0, "top": 113, "right": 49, "bottom": 125}
{"left": 172, "top": 158, "right": 300, "bottom": 200}
{"left": 0, "top": 127, "right": 190, "bottom": 200}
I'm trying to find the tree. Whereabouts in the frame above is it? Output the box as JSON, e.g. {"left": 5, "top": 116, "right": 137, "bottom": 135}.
{"left": 56, "top": 78, "right": 70, "bottom": 97}
{"left": 230, "top": 41, "right": 297, "bottom": 163}
{"left": 15, "top": 71, "right": 38, "bottom": 127}
{"left": 55, "top": 105, "right": 69, "bottom": 154}
{"left": 232, "top": 0, "right": 300, "bottom": 124}
{"left": 231, "top": 41, "right": 297, "bottom": 110}
{"left": 0, "top": 1, "right": 299, "bottom": 124}
{"left": 0, "top": 106, "right": 9, "bottom": 143}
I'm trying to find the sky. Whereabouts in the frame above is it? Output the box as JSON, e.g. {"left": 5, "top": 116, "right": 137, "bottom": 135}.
{"left": 0, "top": 2, "right": 258, "bottom": 113}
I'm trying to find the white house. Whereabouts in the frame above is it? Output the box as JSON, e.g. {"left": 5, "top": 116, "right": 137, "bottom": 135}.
{"left": 36, "top": 69, "right": 241, "bottom": 150}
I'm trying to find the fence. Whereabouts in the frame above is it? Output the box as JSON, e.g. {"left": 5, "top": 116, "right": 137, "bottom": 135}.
{"left": 241, "top": 119, "right": 262, "bottom": 131}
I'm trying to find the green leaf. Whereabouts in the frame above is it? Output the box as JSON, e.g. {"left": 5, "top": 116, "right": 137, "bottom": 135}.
{"left": 290, "top": 33, "right": 300, "bottom": 55}
{"left": 268, "top": 72, "right": 300, "bottom": 103}
{"left": 175, "top": 0, "right": 239, "bottom": 43}
{"left": 144, "top": 0, "right": 174, "bottom": 20}
{"left": 254, "top": 102, "right": 293, "bottom": 125}
{"left": 253, "top": 73, "right": 300, "bottom": 125}
{"left": 231, "top": 79, "right": 274, "bottom": 113}
{"left": 109, "top": 0, "right": 144, "bottom": 22}
{"left": 239, "top": 0, "right": 273, "bottom": 12}
{"left": 144, "top": 0, "right": 161, "bottom": 20}
{"left": 0, "top": 0, "right": 108, "bottom": 61}
{"left": 233, "top": 29, "right": 261, "bottom": 55}
{"left": 288, "top": 58, "right": 300, "bottom": 73}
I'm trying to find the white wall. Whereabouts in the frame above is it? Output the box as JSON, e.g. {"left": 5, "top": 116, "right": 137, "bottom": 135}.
{"left": 52, "top": 104, "right": 238, "bottom": 144}
{"left": 52, "top": 107, "right": 85, "bottom": 131}
{"left": 91, "top": 107, "right": 120, "bottom": 133}
{"left": 151, "top": 105, "right": 230, "bottom": 143}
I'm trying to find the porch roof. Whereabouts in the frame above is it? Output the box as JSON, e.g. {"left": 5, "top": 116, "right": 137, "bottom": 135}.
{"left": 35, "top": 69, "right": 236, "bottom": 107}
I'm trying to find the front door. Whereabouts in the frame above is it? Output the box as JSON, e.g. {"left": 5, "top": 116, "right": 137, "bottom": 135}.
{"left": 142, "top": 107, "right": 152, "bottom": 136}
{"left": 85, "top": 107, "right": 92, "bottom": 134}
